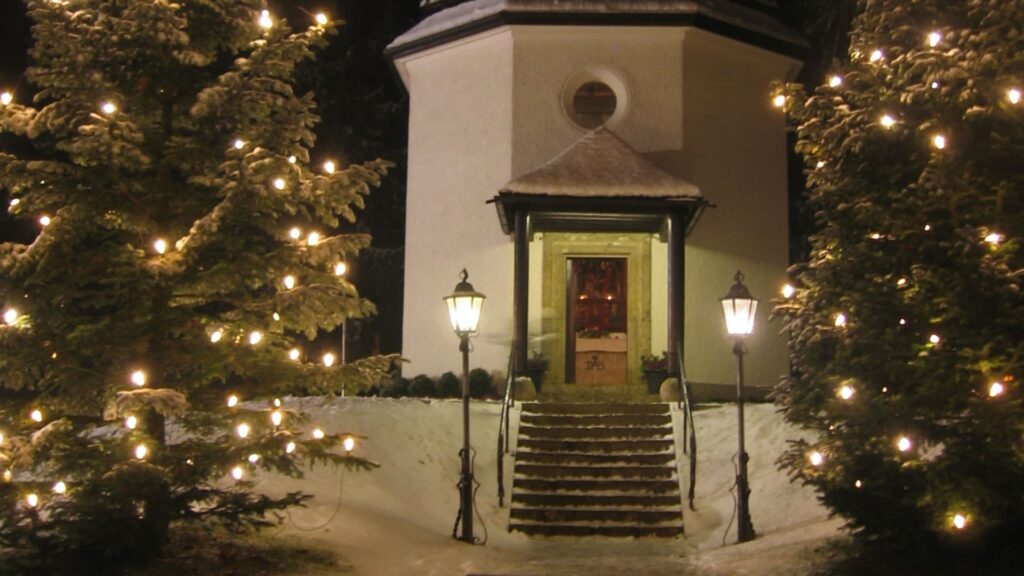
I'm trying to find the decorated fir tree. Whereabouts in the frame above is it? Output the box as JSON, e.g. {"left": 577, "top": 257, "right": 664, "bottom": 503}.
{"left": 774, "top": 0, "right": 1024, "bottom": 553}
{"left": 0, "top": 0, "right": 392, "bottom": 568}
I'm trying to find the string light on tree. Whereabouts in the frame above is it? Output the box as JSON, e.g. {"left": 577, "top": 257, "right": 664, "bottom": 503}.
{"left": 134, "top": 444, "right": 148, "bottom": 460}
{"left": 898, "top": 436, "right": 913, "bottom": 452}
{"left": 952, "top": 513, "right": 968, "bottom": 530}
{"left": 988, "top": 381, "right": 1005, "bottom": 398}
{"left": 322, "top": 160, "right": 336, "bottom": 174}
{"left": 30, "top": 409, "right": 43, "bottom": 423}
{"left": 271, "top": 410, "right": 283, "bottom": 427}
{"left": 306, "top": 232, "right": 320, "bottom": 246}
{"left": 26, "top": 493, "right": 39, "bottom": 508}
{"left": 52, "top": 481, "right": 67, "bottom": 495}
{"left": 249, "top": 331, "right": 263, "bottom": 345}
{"left": 258, "top": 9, "right": 273, "bottom": 30}
{"left": 839, "top": 385, "right": 855, "bottom": 400}
{"left": 153, "top": 238, "right": 167, "bottom": 254}
{"left": 343, "top": 436, "right": 355, "bottom": 452}
{"left": 273, "top": 178, "right": 286, "bottom": 191}
{"left": 815, "top": 160, "right": 825, "bottom": 169}
{"left": 227, "top": 394, "right": 239, "bottom": 408}
{"left": 929, "top": 334, "right": 941, "bottom": 345}
{"left": 100, "top": 102, "right": 117, "bottom": 115}
{"left": 869, "top": 49, "right": 884, "bottom": 62}
{"left": 315, "top": 13, "right": 328, "bottom": 26}
{"left": 210, "top": 329, "right": 223, "bottom": 343}
{"left": 125, "top": 415, "right": 138, "bottom": 430}
{"left": 932, "top": 133, "right": 947, "bottom": 150}
{"left": 272, "top": 312, "right": 281, "bottom": 322}
{"left": 809, "top": 451, "right": 824, "bottom": 466}
{"left": 1008, "top": 88, "right": 1022, "bottom": 104}
{"left": 828, "top": 75, "right": 843, "bottom": 88}
{"left": 312, "top": 428, "right": 325, "bottom": 440}
{"left": 334, "top": 262, "right": 347, "bottom": 276}
{"left": 834, "top": 313, "right": 847, "bottom": 327}
{"left": 0, "top": 91, "right": 12, "bottom": 106}
{"left": 289, "top": 227, "right": 302, "bottom": 240}
{"left": 781, "top": 284, "right": 795, "bottom": 298}
{"left": 288, "top": 348, "right": 301, "bottom": 361}
{"left": 286, "top": 441, "right": 297, "bottom": 454}
{"left": 287, "top": 155, "right": 297, "bottom": 164}
{"left": 322, "top": 352, "right": 336, "bottom": 367}
{"left": 897, "top": 277, "right": 907, "bottom": 287}
{"left": 233, "top": 139, "right": 245, "bottom": 150}
{"left": 236, "top": 423, "right": 250, "bottom": 439}
{"left": 39, "top": 215, "right": 51, "bottom": 226}
{"left": 772, "top": 94, "right": 786, "bottom": 109}
{"left": 231, "top": 466, "right": 244, "bottom": 480}
{"left": 130, "top": 369, "right": 147, "bottom": 387}
{"left": 283, "top": 275, "right": 296, "bottom": 290}
{"left": 274, "top": 398, "right": 282, "bottom": 408}
{"left": 248, "top": 453, "right": 261, "bottom": 463}
{"left": 855, "top": 480, "right": 863, "bottom": 488}
{"left": 985, "top": 232, "right": 1002, "bottom": 245}
{"left": 3, "top": 308, "right": 17, "bottom": 325}
{"left": 927, "top": 31, "right": 942, "bottom": 47}
{"left": 880, "top": 114, "right": 896, "bottom": 129}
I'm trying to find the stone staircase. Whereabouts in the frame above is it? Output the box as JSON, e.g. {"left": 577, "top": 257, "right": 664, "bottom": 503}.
{"left": 509, "top": 402, "right": 684, "bottom": 537}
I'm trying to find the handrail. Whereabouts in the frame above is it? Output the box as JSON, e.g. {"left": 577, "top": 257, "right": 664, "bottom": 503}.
{"left": 497, "top": 351, "right": 516, "bottom": 507}
{"left": 676, "top": 340, "right": 697, "bottom": 511}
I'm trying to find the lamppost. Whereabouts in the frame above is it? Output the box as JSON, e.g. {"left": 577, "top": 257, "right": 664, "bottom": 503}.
{"left": 444, "top": 269, "right": 485, "bottom": 544}
{"left": 720, "top": 270, "right": 757, "bottom": 543}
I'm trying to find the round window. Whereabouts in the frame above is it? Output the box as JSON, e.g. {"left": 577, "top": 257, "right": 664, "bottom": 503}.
{"left": 570, "top": 81, "right": 617, "bottom": 129}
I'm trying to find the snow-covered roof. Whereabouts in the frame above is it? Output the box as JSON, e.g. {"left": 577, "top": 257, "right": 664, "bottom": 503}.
{"left": 388, "top": 0, "right": 806, "bottom": 58}
{"left": 499, "top": 128, "right": 701, "bottom": 199}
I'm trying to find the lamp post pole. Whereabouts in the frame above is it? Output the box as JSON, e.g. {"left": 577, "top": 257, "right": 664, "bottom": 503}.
{"left": 733, "top": 338, "right": 755, "bottom": 543}
{"left": 444, "top": 269, "right": 484, "bottom": 544}
{"left": 720, "top": 270, "right": 757, "bottom": 544}
{"left": 458, "top": 331, "right": 474, "bottom": 543}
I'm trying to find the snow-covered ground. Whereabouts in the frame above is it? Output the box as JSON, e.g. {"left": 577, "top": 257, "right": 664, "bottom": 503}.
{"left": 257, "top": 397, "right": 845, "bottom": 575}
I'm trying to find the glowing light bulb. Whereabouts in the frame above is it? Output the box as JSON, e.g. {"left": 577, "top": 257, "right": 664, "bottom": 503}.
{"left": 130, "top": 369, "right": 147, "bottom": 387}
{"left": 231, "top": 465, "right": 244, "bottom": 480}
{"left": 927, "top": 31, "right": 942, "bottom": 47}
{"left": 334, "top": 262, "right": 347, "bottom": 276}
{"left": 248, "top": 453, "right": 261, "bottom": 463}
{"left": 0, "top": 432, "right": 4, "bottom": 445}
{"left": 288, "top": 348, "right": 301, "bottom": 361}
{"left": 210, "top": 329, "right": 223, "bottom": 343}
{"left": 953, "top": 514, "right": 967, "bottom": 530}
{"left": 273, "top": 178, "right": 286, "bottom": 190}
{"left": 0, "top": 91, "right": 12, "bottom": 106}
{"left": 258, "top": 10, "right": 273, "bottom": 29}
{"left": 855, "top": 480, "right": 863, "bottom": 488}
{"left": 897, "top": 436, "right": 912, "bottom": 452}
{"left": 870, "top": 232, "right": 882, "bottom": 239}
{"left": 315, "top": 13, "right": 328, "bottom": 26}
{"left": 929, "top": 334, "right": 941, "bottom": 345}
{"left": 249, "top": 331, "right": 263, "bottom": 345}
{"left": 772, "top": 94, "right": 786, "bottom": 108}
{"left": 286, "top": 441, "right": 297, "bottom": 454}
{"left": 828, "top": 75, "right": 842, "bottom": 88}
{"left": 306, "top": 232, "right": 320, "bottom": 246}
{"left": 312, "top": 428, "right": 325, "bottom": 440}
{"left": 289, "top": 227, "right": 302, "bottom": 240}
{"left": 274, "top": 398, "right": 282, "bottom": 407}
{"left": 26, "top": 493, "right": 39, "bottom": 508}
{"left": 880, "top": 114, "right": 896, "bottom": 129}
{"left": 233, "top": 139, "right": 245, "bottom": 150}
{"left": 4, "top": 308, "right": 18, "bottom": 324}
{"left": 227, "top": 394, "right": 239, "bottom": 408}
{"left": 932, "top": 134, "right": 947, "bottom": 150}
{"left": 39, "top": 215, "right": 51, "bottom": 226}
{"left": 236, "top": 423, "right": 250, "bottom": 438}
{"left": 781, "top": 284, "right": 795, "bottom": 298}
{"left": 322, "top": 160, "right": 336, "bottom": 174}
{"left": 2, "top": 469, "right": 10, "bottom": 482}
{"left": 985, "top": 232, "right": 1002, "bottom": 245}
{"left": 287, "top": 155, "right": 297, "bottom": 164}
{"left": 815, "top": 160, "right": 825, "bottom": 169}
{"left": 1008, "top": 88, "right": 1022, "bottom": 105}
{"left": 283, "top": 275, "right": 296, "bottom": 290}
{"left": 135, "top": 444, "right": 148, "bottom": 460}
{"left": 343, "top": 436, "right": 355, "bottom": 452}
{"left": 271, "top": 410, "right": 283, "bottom": 426}
{"left": 101, "top": 102, "right": 117, "bottom": 115}
{"left": 839, "top": 385, "right": 855, "bottom": 400}
{"left": 988, "top": 381, "right": 1005, "bottom": 397}
{"left": 272, "top": 312, "right": 281, "bottom": 321}
{"left": 322, "top": 352, "right": 336, "bottom": 368}
{"left": 125, "top": 415, "right": 138, "bottom": 429}
{"left": 52, "top": 481, "right": 66, "bottom": 494}
{"left": 809, "top": 451, "right": 824, "bottom": 466}
{"left": 869, "top": 49, "right": 883, "bottom": 62}
{"left": 834, "top": 313, "right": 847, "bottom": 327}
{"left": 896, "top": 277, "right": 907, "bottom": 287}
{"left": 30, "top": 409, "right": 43, "bottom": 423}
{"left": 10, "top": 198, "right": 20, "bottom": 207}
{"left": 153, "top": 238, "right": 167, "bottom": 254}
{"left": 931, "top": 81, "right": 940, "bottom": 89}
{"left": 899, "top": 318, "right": 907, "bottom": 326}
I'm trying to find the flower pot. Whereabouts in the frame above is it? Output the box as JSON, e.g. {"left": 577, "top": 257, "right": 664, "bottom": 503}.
{"left": 644, "top": 369, "right": 668, "bottom": 395}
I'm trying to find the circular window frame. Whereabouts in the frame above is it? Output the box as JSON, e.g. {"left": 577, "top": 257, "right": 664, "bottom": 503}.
{"left": 561, "top": 68, "right": 629, "bottom": 131}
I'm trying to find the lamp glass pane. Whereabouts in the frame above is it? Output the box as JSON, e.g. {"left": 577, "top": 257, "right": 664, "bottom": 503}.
{"left": 722, "top": 298, "right": 757, "bottom": 336}
{"left": 448, "top": 295, "right": 483, "bottom": 333}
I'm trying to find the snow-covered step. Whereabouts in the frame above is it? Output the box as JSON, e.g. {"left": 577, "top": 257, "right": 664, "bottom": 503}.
{"left": 510, "top": 401, "right": 685, "bottom": 538}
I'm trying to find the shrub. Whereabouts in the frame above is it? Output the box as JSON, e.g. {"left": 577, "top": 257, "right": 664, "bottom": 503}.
{"left": 383, "top": 377, "right": 410, "bottom": 398}
{"left": 469, "top": 368, "right": 493, "bottom": 398}
{"left": 409, "top": 374, "right": 437, "bottom": 397}
{"left": 437, "top": 372, "right": 461, "bottom": 398}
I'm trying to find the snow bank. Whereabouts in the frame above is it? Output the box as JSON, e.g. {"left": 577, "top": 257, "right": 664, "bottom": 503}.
{"left": 255, "top": 397, "right": 842, "bottom": 575}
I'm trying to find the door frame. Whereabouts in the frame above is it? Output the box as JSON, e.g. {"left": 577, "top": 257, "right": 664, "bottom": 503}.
{"left": 542, "top": 232, "right": 651, "bottom": 390}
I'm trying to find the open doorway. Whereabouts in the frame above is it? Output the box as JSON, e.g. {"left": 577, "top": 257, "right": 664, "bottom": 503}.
{"left": 566, "top": 257, "right": 628, "bottom": 385}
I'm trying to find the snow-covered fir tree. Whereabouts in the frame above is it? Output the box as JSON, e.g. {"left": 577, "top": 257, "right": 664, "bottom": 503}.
{"left": 0, "top": 0, "right": 393, "bottom": 569}
{"left": 775, "top": 0, "right": 1024, "bottom": 555}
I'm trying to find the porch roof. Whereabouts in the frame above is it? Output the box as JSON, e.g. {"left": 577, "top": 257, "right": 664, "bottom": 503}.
{"left": 499, "top": 128, "right": 701, "bottom": 199}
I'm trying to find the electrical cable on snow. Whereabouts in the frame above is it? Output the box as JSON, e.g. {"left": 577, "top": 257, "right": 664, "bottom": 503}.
{"left": 722, "top": 452, "right": 739, "bottom": 546}
{"left": 283, "top": 468, "right": 347, "bottom": 532}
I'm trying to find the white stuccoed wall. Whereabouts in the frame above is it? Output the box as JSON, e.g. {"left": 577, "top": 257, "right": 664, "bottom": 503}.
{"left": 395, "top": 24, "right": 799, "bottom": 387}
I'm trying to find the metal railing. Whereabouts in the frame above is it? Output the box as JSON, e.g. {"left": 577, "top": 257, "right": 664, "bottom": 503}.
{"left": 497, "top": 352, "right": 516, "bottom": 507}
{"left": 676, "top": 340, "right": 697, "bottom": 511}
